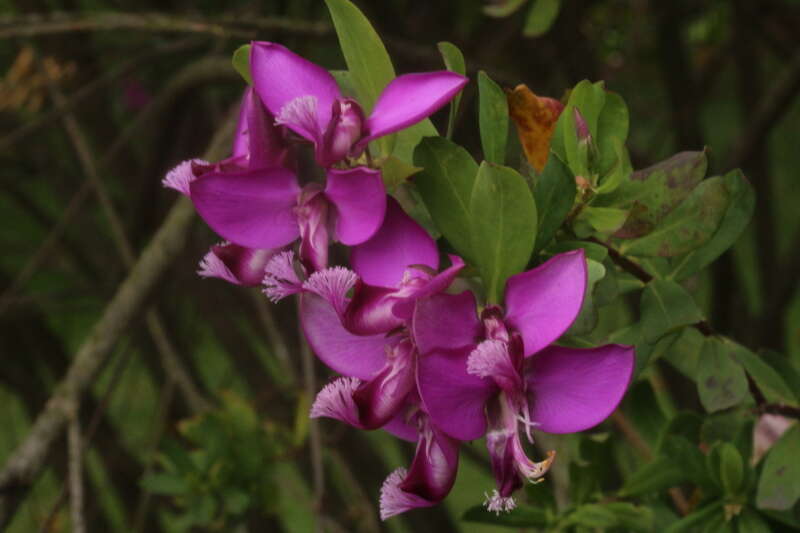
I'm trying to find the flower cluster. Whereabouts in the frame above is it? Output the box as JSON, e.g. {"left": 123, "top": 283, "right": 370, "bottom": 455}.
{"left": 164, "top": 42, "right": 634, "bottom": 519}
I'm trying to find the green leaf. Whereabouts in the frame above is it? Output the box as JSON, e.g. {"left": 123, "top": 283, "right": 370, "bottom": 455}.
{"left": 478, "top": 71, "right": 509, "bottom": 164}
{"left": 596, "top": 91, "right": 630, "bottom": 176}
{"left": 565, "top": 504, "right": 618, "bottom": 528}
{"left": 664, "top": 502, "right": 724, "bottom": 533}
{"left": 325, "top": 0, "right": 394, "bottom": 114}
{"left": 735, "top": 508, "right": 772, "bottom": 533}
{"left": 224, "top": 490, "right": 251, "bottom": 515}
{"left": 469, "top": 162, "right": 537, "bottom": 302}
{"left": 329, "top": 69, "right": 356, "bottom": 98}
{"left": 670, "top": 169, "right": 755, "bottom": 281}
{"left": 572, "top": 206, "right": 628, "bottom": 238}
{"left": 392, "top": 120, "right": 438, "bottom": 164}
{"left": 697, "top": 337, "right": 750, "bottom": 413}
{"left": 620, "top": 176, "right": 729, "bottom": 257}
{"left": 608, "top": 151, "right": 708, "bottom": 238}
{"left": 523, "top": 0, "right": 562, "bottom": 37}
{"left": 325, "top": 0, "right": 396, "bottom": 156}
{"left": 726, "top": 339, "right": 797, "bottom": 404}
{"left": 721, "top": 444, "right": 745, "bottom": 496}
{"left": 140, "top": 473, "right": 190, "bottom": 495}
{"left": 552, "top": 80, "right": 606, "bottom": 172}
{"left": 619, "top": 456, "right": 687, "bottom": 497}
{"left": 438, "top": 42, "right": 466, "bottom": 140}
{"left": 414, "top": 137, "right": 478, "bottom": 262}
{"left": 484, "top": 0, "right": 528, "bottom": 17}
{"left": 706, "top": 442, "right": 744, "bottom": 496}
{"left": 378, "top": 155, "right": 421, "bottom": 190}
{"left": 661, "top": 435, "right": 714, "bottom": 489}
{"left": 546, "top": 240, "right": 607, "bottom": 262}
{"left": 566, "top": 258, "right": 605, "bottom": 335}
{"left": 532, "top": 153, "right": 575, "bottom": 252}
{"left": 664, "top": 326, "right": 704, "bottom": 378}
{"left": 462, "top": 504, "right": 549, "bottom": 527}
{"left": 756, "top": 424, "right": 800, "bottom": 510}
{"left": 595, "top": 138, "right": 631, "bottom": 195}
{"left": 232, "top": 44, "right": 252, "bottom": 84}
{"left": 640, "top": 280, "right": 704, "bottom": 342}
{"left": 598, "top": 503, "right": 654, "bottom": 532}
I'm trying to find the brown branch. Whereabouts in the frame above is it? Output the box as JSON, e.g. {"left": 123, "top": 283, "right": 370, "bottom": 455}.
{"left": 0, "top": 37, "right": 199, "bottom": 153}
{"left": 0, "top": 11, "right": 330, "bottom": 40}
{"left": 67, "top": 416, "right": 85, "bottom": 533}
{"left": 760, "top": 404, "right": 800, "bottom": 419}
{"left": 39, "top": 53, "right": 211, "bottom": 415}
{"left": 0, "top": 56, "right": 236, "bottom": 315}
{"left": 0, "top": 117, "right": 232, "bottom": 529}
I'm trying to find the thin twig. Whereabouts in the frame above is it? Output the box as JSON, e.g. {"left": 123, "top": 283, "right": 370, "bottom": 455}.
{"left": 38, "top": 342, "right": 135, "bottom": 533}
{"left": 67, "top": 415, "right": 85, "bottom": 533}
{"left": 40, "top": 53, "right": 211, "bottom": 414}
{"left": 0, "top": 118, "right": 233, "bottom": 529}
{"left": 0, "top": 11, "right": 330, "bottom": 40}
{"left": 0, "top": 56, "right": 236, "bottom": 315}
{"left": 300, "top": 331, "right": 324, "bottom": 533}
{"left": 0, "top": 37, "right": 199, "bottom": 152}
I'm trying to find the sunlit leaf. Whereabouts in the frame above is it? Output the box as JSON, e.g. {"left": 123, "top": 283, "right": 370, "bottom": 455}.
{"left": 478, "top": 71, "right": 509, "bottom": 164}
{"left": 414, "top": 137, "right": 478, "bottom": 261}
{"left": 470, "top": 162, "right": 537, "bottom": 302}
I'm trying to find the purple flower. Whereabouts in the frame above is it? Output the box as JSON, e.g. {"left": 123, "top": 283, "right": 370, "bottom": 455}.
{"left": 197, "top": 241, "right": 279, "bottom": 286}
{"left": 250, "top": 42, "right": 468, "bottom": 166}
{"left": 298, "top": 201, "right": 465, "bottom": 518}
{"left": 164, "top": 87, "right": 386, "bottom": 272}
{"left": 413, "top": 250, "right": 635, "bottom": 512}
{"left": 163, "top": 88, "right": 291, "bottom": 283}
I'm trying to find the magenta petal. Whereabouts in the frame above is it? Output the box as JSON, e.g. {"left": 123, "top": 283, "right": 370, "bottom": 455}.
{"left": 504, "top": 250, "right": 587, "bottom": 357}
{"left": 343, "top": 282, "right": 404, "bottom": 335}
{"left": 380, "top": 424, "right": 459, "bottom": 520}
{"left": 250, "top": 42, "right": 340, "bottom": 137}
{"left": 299, "top": 293, "right": 388, "bottom": 380}
{"left": 232, "top": 88, "right": 252, "bottom": 158}
{"left": 360, "top": 71, "right": 468, "bottom": 145}
{"left": 353, "top": 340, "right": 416, "bottom": 429}
{"left": 383, "top": 411, "right": 419, "bottom": 442}
{"left": 413, "top": 291, "right": 481, "bottom": 356}
{"left": 245, "top": 87, "right": 288, "bottom": 169}
{"left": 417, "top": 348, "right": 494, "bottom": 441}
{"left": 525, "top": 344, "right": 635, "bottom": 434}
{"left": 350, "top": 198, "right": 438, "bottom": 288}
{"left": 392, "top": 255, "right": 465, "bottom": 320}
{"left": 324, "top": 167, "right": 386, "bottom": 246}
{"left": 190, "top": 168, "right": 300, "bottom": 249}
{"left": 198, "top": 242, "right": 276, "bottom": 286}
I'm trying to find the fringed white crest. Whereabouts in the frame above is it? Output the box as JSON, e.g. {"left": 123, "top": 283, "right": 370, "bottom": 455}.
{"left": 302, "top": 267, "right": 358, "bottom": 315}
{"left": 466, "top": 339, "right": 511, "bottom": 379}
{"left": 162, "top": 159, "right": 206, "bottom": 196}
{"left": 197, "top": 242, "right": 237, "bottom": 284}
{"left": 483, "top": 490, "right": 516, "bottom": 515}
{"left": 379, "top": 467, "right": 419, "bottom": 520}
{"left": 262, "top": 250, "right": 304, "bottom": 302}
{"left": 309, "top": 377, "right": 361, "bottom": 426}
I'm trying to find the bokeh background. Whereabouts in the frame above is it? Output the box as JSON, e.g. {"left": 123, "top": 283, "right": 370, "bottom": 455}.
{"left": 1, "top": 0, "right": 799, "bottom": 531}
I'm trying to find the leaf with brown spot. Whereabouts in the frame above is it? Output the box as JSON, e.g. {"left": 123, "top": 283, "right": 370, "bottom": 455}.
{"left": 507, "top": 84, "right": 564, "bottom": 172}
